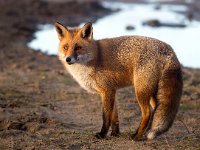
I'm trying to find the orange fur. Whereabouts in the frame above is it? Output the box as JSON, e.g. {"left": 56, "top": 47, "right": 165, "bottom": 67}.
{"left": 55, "top": 22, "right": 183, "bottom": 140}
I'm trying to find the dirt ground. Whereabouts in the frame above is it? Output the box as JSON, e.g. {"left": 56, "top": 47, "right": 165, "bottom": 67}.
{"left": 0, "top": 0, "right": 200, "bottom": 149}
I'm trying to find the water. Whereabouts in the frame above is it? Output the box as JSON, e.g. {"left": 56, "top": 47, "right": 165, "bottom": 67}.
{"left": 28, "top": 2, "right": 200, "bottom": 68}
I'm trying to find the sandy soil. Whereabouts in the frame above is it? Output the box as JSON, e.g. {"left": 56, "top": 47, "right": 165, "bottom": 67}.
{"left": 0, "top": 0, "right": 200, "bottom": 149}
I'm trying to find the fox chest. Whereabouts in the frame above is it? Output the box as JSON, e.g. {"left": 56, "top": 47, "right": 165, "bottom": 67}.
{"left": 67, "top": 65, "right": 97, "bottom": 93}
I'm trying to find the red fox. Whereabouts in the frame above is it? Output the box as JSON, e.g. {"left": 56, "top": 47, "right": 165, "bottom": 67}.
{"left": 54, "top": 22, "right": 183, "bottom": 140}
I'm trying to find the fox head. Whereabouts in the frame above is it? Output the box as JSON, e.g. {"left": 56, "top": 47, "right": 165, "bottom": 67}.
{"left": 55, "top": 22, "right": 95, "bottom": 65}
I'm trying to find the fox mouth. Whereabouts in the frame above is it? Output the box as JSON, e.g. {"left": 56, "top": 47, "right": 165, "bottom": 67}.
{"left": 67, "top": 61, "right": 76, "bottom": 65}
{"left": 65, "top": 54, "right": 91, "bottom": 65}
{"left": 67, "top": 62, "right": 73, "bottom": 65}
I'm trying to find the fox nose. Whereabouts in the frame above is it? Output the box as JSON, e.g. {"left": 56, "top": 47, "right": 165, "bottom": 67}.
{"left": 66, "top": 57, "right": 71, "bottom": 63}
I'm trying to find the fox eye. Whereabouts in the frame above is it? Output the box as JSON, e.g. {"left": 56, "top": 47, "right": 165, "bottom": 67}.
{"left": 63, "top": 45, "right": 68, "bottom": 50}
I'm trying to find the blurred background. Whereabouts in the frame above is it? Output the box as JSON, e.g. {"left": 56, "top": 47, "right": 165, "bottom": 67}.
{"left": 0, "top": 0, "right": 200, "bottom": 149}
{"left": 28, "top": 0, "right": 200, "bottom": 68}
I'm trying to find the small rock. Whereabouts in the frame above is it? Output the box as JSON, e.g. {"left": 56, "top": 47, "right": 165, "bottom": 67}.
{"left": 154, "top": 5, "right": 161, "bottom": 10}
{"left": 143, "top": 19, "right": 187, "bottom": 28}
{"left": 143, "top": 19, "right": 160, "bottom": 27}
{"left": 126, "top": 25, "right": 135, "bottom": 31}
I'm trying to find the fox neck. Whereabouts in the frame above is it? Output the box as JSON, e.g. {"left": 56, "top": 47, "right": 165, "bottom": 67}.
{"left": 86, "top": 40, "right": 99, "bottom": 67}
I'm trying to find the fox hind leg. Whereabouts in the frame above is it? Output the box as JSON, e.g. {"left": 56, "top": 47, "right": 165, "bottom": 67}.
{"left": 111, "top": 102, "right": 120, "bottom": 136}
{"left": 132, "top": 90, "right": 151, "bottom": 141}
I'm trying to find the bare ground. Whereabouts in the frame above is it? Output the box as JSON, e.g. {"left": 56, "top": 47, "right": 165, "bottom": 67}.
{"left": 0, "top": 0, "right": 200, "bottom": 149}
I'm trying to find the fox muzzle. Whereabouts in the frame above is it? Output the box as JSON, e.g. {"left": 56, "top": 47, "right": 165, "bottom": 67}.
{"left": 65, "top": 57, "right": 78, "bottom": 65}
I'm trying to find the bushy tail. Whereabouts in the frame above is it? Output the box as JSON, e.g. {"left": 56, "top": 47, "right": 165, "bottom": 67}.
{"left": 147, "top": 68, "right": 183, "bottom": 139}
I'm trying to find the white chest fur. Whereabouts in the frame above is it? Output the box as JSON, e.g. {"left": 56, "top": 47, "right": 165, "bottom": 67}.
{"left": 66, "top": 64, "right": 97, "bottom": 93}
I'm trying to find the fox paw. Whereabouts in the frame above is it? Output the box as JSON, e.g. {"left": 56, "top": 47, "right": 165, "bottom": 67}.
{"left": 131, "top": 132, "right": 144, "bottom": 141}
{"left": 95, "top": 132, "right": 106, "bottom": 139}
{"left": 132, "top": 135, "right": 143, "bottom": 141}
{"left": 110, "top": 131, "right": 120, "bottom": 137}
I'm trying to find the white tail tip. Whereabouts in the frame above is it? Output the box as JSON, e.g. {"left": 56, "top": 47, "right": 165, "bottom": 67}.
{"left": 147, "top": 131, "right": 156, "bottom": 140}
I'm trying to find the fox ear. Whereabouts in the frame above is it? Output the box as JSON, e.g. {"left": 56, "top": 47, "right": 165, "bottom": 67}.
{"left": 54, "top": 22, "right": 69, "bottom": 41}
{"left": 81, "top": 22, "right": 93, "bottom": 40}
